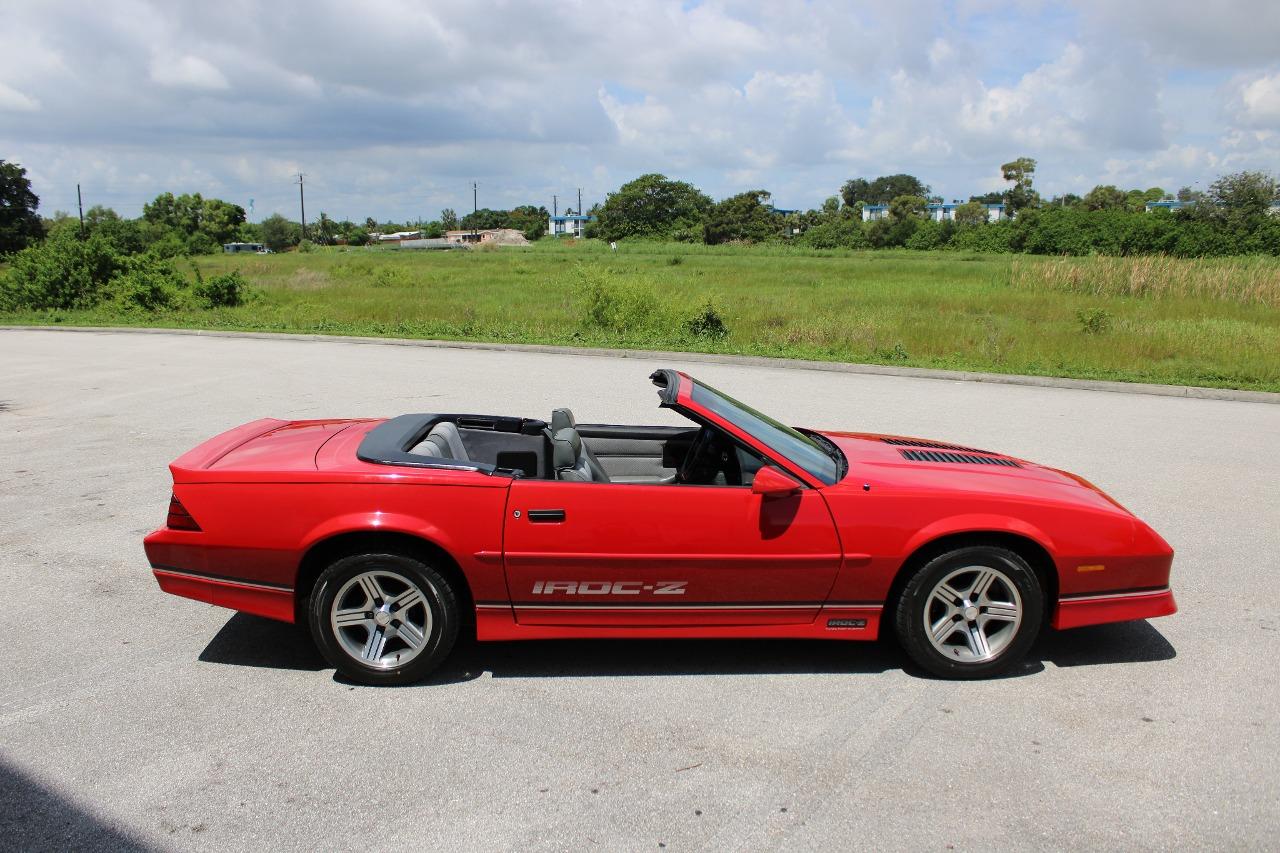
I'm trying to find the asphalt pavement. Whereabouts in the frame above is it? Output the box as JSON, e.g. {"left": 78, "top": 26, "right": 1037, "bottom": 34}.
{"left": 1, "top": 328, "right": 1277, "bottom": 851}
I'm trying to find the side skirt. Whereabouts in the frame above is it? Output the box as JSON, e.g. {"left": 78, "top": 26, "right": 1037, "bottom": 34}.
{"left": 473, "top": 603, "right": 883, "bottom": 641}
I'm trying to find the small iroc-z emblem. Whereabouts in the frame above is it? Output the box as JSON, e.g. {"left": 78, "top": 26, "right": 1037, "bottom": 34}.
{"left": 532, "top": 581, "right": 688, "bottom": 596}
{"left": 827, "top": 618, "right": 867, "bottom": 629}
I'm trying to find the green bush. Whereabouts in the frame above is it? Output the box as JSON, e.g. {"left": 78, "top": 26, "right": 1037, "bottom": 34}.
{"left": 107, "top": 257, "right": 185, "bottom": 311}
{"left": 144, "top": 231, "right": 188, "bottom": 260}
{"left": 0, "top": 233, "right": 124, "bottom": 310}
{"left": 183, "top": 232, "right": 219, "bottom": 256}
{"left": 797, "top": 219, "right": 868, "bottom": 250}
{"left": 684, "top": 300, "right": 729, "bottom": 340}
{"left": 575, "top": 264, "right": 661, "bottom": 334}
{"left": 904, "top": 219, "right": 952, "bottom": 250}
{"left": 193, "top": 271, "right": 248, "bottom": 307}
{"left": 949, "top": 222, "right": 1016, "bottom": 253}
{"left": 1075, "top": 307, "right": 1112, "bottom": 335}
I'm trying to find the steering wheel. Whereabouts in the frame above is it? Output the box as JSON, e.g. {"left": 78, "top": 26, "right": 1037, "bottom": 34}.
{"left": 677, "top": 426, "right": 742, "bottom": 485}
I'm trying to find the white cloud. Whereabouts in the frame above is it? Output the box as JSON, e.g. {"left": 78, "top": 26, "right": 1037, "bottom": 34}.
{"left": 0, "top": 82, "right": 40, "bottom": 111}
{"left": 1232, "top": 71, "right": 1280, "bottom": 129}
{"left": 0, "top": 0, "right": 1277, "bottom": 218}
{"left": 148, "top": 55, "right": 230, "bottom": 91}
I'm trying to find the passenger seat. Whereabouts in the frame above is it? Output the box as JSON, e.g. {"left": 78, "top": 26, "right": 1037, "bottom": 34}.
{"left": 549, "top": 408, "right": 610, "bottom": 481}
{"left": 552, "top": 428, "right": 610, "bottom": 483}
{"left": 409, "top": 421, "right": 470, "bottom": 460}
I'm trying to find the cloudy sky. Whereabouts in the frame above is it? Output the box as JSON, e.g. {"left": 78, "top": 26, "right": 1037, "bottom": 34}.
{"left": 2, "top": 0, "right": 1278, "bottom": 222}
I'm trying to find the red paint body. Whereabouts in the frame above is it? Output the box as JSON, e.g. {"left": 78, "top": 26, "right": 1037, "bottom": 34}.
{"left": 144, "top": 373, "right": 1176, "bottom": 646}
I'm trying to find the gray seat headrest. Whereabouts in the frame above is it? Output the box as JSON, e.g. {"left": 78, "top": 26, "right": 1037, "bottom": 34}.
{"left": 411, "top": 420, "right": 469, "bottom": 460}
{"left": 551, "top": 408, "right": 576, "bottom": 435}
{"left": 552, "top": 427, "right": 582, "bottom": 470}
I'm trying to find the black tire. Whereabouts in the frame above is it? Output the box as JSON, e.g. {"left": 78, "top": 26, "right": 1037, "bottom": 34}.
{"left": 894, "top": 545, "right": 1043, "bottom": 679}
{"left": 308, "top": 552, "right": 459, "bottom": 685}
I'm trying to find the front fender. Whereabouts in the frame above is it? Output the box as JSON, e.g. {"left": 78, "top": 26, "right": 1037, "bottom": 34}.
{"left": 899, "top": 513, "right": 1057, "bottom": 562}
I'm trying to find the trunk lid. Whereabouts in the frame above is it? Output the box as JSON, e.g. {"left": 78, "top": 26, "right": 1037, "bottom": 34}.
{"left": 169, "top": 418, "right": 370, "bottom": 481}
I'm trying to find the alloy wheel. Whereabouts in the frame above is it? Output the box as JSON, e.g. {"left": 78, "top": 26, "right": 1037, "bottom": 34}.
{"left": 329, "top": 570, "right": 433, "bottom": 670}
{"left": 922, "top": 564, "right": 1023, "bottom": 663}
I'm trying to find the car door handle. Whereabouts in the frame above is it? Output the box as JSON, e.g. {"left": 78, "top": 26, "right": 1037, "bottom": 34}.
{"left": 527, "top": 509, "right": 566, "bottom": 523}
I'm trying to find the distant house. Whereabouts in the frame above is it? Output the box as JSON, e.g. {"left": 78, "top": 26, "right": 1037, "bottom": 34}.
{"left": 397, "top": 238, "right": 465, "bottom": 251}
{"left": 223, "top": 242, "right": 265, "bottom": 253}
{"left": 445, "top": 228, "right": 530, "bottom": 246}
{"left": 373, "top": 231, "right": 422, "bottom": 243}
{"left": 1144, "top": 200, "right": 1193, "bottom": 213}
{"left": 548, "top": 214, "right": 594, "bottom": 237}
{"left": 861, "top": 202, "right": 1008, "bottom": 223}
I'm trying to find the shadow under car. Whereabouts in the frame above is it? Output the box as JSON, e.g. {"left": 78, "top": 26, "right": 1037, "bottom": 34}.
{"left": 199, "top": 611, "right": 1175, "bottom": 685}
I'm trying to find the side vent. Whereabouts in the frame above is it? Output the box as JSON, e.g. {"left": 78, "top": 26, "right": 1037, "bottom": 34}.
{"left": 881, "top": 437, "right": 991, "bottom": 454}
{"left": 899, "top": 449, "right": 1021, "bottom": 468}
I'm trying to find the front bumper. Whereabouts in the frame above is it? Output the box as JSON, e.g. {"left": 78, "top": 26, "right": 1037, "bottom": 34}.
{"left": 1052, "top": 586, "right": 1177, "bottom": 630}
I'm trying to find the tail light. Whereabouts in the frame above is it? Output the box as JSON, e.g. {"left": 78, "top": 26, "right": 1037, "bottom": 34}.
{"left": 166, "top": 494, "right": 202, "bottom": 531}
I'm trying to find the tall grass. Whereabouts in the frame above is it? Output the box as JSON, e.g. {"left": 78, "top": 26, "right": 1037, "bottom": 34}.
{"left": 1012, "top": 255, "right": 1280, "bottom": 308}
{"left": 4, "top": 243, "right": 1278, "bottom": 391}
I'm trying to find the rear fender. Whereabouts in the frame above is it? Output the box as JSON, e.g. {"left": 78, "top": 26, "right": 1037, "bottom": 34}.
{"left": 300, "top": 512, "right": 461, "bottom": 557}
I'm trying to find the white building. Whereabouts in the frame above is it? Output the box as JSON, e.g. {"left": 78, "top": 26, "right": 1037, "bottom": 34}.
{"left": 548, "top": 214, "right": 593, "bottom": 237}
{"left": 861, "top": 202, "right": 1008, "bottom": 222}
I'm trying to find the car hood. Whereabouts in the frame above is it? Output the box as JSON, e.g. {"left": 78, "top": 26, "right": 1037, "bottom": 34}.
{"left": 816, "top": 430, "right": 1132, "bottom": 514}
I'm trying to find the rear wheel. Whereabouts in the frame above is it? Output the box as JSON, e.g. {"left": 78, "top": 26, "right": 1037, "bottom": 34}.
{"left": 308, "top": 553, "right": 459, "bottom": 685}
{"left": 894, "top": 545, "right": 1042, "bottom": 679}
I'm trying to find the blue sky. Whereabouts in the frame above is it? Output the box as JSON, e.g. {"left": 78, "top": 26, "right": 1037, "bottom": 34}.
{"left": 2, "top": 0, "right": 1278, "bottom": 222}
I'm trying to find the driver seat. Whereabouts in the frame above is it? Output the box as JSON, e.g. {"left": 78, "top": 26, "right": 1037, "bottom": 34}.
{"left": 552, "top": 428, "right": 610, "bottom": 483}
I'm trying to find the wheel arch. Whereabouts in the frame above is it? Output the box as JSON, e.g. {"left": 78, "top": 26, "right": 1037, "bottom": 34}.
{"left": 883, "top": 530, "right": 1059, "bottom": 628}
{"left": 294, "top": 530, "right": 475, "bottom": 629}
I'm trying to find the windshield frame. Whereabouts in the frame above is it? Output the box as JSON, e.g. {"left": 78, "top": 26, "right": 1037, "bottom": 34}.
{"left": 676, "top": 375, "right": 843, "bottom": 486}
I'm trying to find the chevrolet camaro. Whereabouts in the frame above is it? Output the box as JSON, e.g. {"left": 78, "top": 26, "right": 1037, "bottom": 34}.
{"left": 144, "top": 369, "right": 1176, "bottom": 683}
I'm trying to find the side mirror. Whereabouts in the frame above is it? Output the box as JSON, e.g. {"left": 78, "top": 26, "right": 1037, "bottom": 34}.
{"left": 752, "top": 465, "right": 802, "bottom": 497}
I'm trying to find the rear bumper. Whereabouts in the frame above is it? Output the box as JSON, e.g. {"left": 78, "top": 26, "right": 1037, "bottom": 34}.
{"left": 145, "top": 524, "right": 297, "bottom": 622}
{"left": 151, "top": 565, "right": 295, "bottom": 622}
{"left": 1052, "top": 586, "right": 1176, "bottom": 630}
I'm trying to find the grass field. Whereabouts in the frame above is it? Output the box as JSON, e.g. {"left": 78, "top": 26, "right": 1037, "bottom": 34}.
{"left": 5, "top": 240, "right": 1280, "bottom": 391}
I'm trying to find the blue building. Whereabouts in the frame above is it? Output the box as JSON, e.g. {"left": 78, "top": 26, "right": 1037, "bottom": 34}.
{"left": 1144, "top": 199, "right": 1194, "bottom": 213}
{"left": 861, "top": 202, "right": 1007, "bottom": 222}
{"left": 548, "top": 214, "right": 595, "bottom": 237}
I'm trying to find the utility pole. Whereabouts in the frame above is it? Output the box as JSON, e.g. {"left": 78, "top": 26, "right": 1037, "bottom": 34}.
{"left": 472, "top": 181, "right": 478, "bottom": 241}
{"left": 297, "top": 174, "right": 307, "bottom": 241}
{"left": 577, "top": 187, "right": 582, "bottom": 216}
{"left": 553, "top": 194, "right": 557, "bottom": 217}
{"left": 76, "top": 184, "right": 85, "bottom": 238}
{"left": 577, "top": 187, "right": 583, "bottom": 237}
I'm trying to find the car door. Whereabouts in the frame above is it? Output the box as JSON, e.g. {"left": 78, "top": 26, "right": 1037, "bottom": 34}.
{"left": 502, "top": 478, "right": 842, "bottom": 627}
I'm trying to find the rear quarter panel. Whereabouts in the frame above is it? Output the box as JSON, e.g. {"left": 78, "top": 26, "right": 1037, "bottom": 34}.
{"left": 147, "top": 479, "right": 511, "bottom": 602}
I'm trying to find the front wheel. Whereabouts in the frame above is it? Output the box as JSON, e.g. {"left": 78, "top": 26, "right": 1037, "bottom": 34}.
{"left": 308, "top": 553, "right": 459, "bottom": 685}
{"left": 894, "top": 546, "right": 1043, "bottom": 679}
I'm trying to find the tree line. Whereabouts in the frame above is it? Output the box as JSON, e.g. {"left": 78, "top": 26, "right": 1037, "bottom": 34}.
{"left": 0, "top": 161, "right": 553, "bottom": 258}
{"left": 586, "top": 163, "right": 1280, "bottom": 257}
{"left": 3, "top": 157, "right": 1279, "bottom": 261}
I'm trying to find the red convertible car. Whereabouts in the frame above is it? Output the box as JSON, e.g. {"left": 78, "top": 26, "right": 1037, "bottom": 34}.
{"left": 145, "top": 369, "right": 1175, "bottom": 683}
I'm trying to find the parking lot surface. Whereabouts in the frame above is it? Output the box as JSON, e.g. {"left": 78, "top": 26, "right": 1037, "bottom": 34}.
{"left": 1, "top": 328, "right": 1277, "bottom": 850}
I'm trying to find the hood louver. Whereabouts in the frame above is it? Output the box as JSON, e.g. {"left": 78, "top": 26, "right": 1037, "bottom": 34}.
{"left": 880, "top": 437, "right": 993, "bottom": 454}
{"left": 899, "top": 449, "right": 1021, "bottom": 468}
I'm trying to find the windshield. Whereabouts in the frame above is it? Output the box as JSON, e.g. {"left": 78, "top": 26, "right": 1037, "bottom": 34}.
{"left": 689, "top": 380, "right": 841, "bottom": 485}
